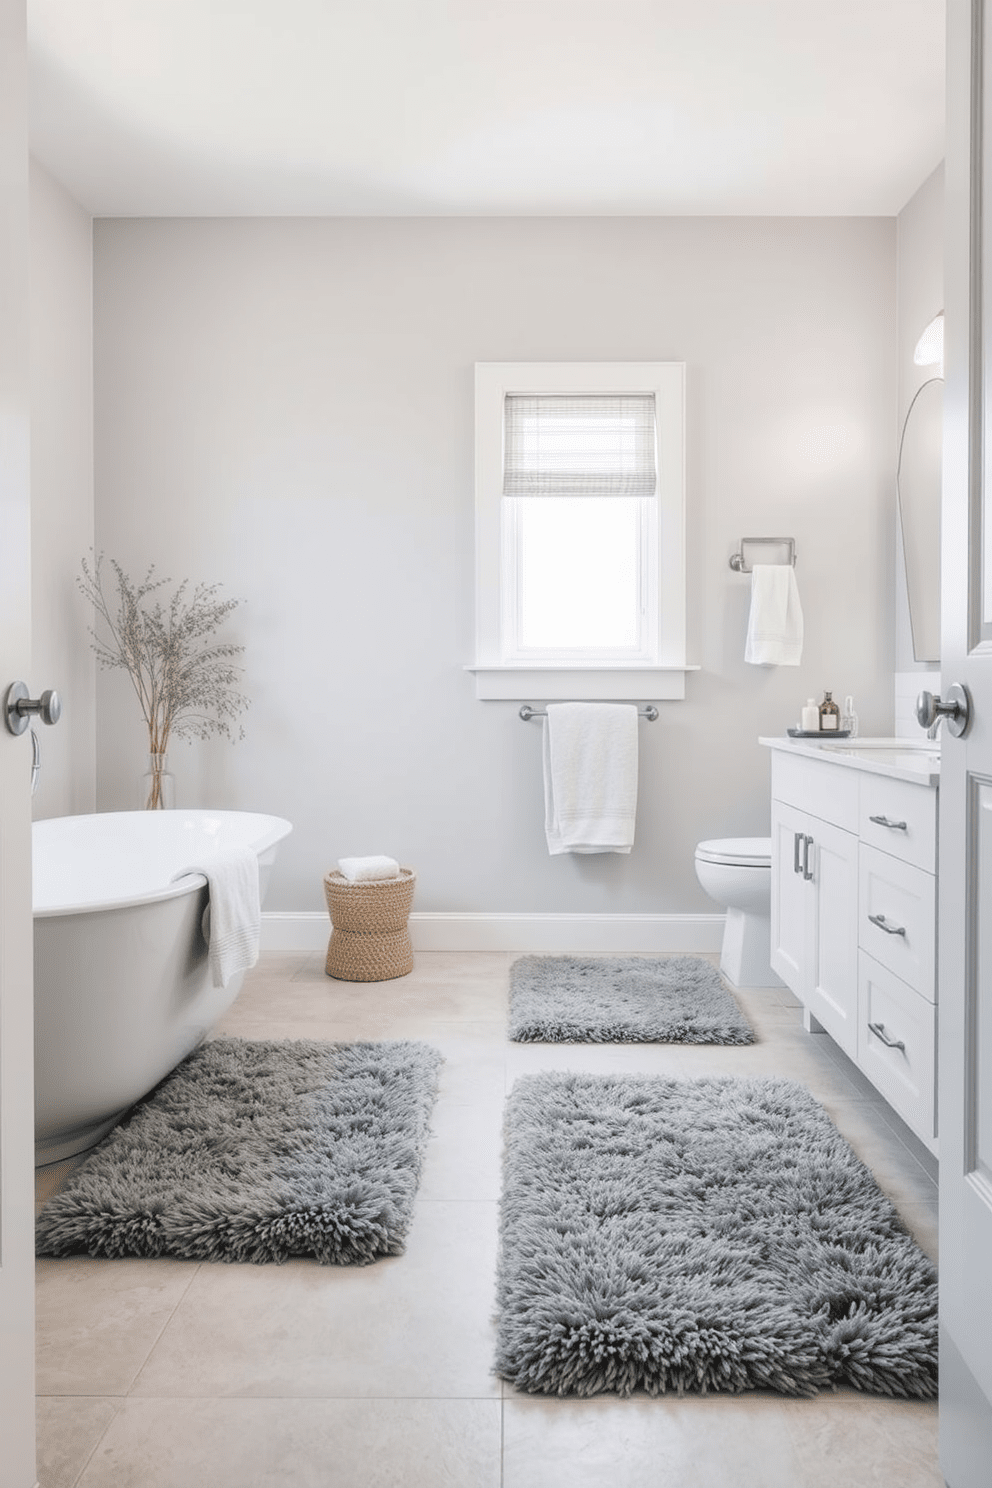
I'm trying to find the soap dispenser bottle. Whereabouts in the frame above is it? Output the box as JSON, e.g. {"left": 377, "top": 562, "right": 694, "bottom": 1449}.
{"left": 819, "top": 691, "right": 841, "bottom": 731}
{"left": 801, "top": 698, "right": 820, "bottom": 731}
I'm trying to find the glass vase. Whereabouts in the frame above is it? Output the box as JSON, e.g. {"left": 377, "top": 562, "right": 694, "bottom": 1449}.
{"left": 141, "top": 752, "right": 175, "bottom": 810}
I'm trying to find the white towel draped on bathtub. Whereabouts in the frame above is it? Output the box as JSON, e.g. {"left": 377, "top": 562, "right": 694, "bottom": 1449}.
{"left": 543, "top": 702, "right": 639, "bottom": 855}
{"left": 744, "top": 563, "right": 804, "bottom": 666}
{"left": 172, "top": 846, "right": 260, "bottom": 988}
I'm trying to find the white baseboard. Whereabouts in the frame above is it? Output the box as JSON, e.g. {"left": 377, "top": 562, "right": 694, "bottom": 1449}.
{"left": 261, "top": 911, "right": 725, "bottom": 955}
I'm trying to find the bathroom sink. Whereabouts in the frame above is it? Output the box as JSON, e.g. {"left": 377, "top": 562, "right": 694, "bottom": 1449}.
{"left": 818, "top": 737, "right": 935, "bottom": 751}
{"left": 761, "top": 735, "right": 941, "bottom": 783}
{"left": 819, "top": 740, "right": 940, "bottom": 771}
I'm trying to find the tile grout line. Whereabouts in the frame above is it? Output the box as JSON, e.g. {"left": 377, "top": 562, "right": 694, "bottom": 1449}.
{"left": 75, "top": 1392, "right": 504, "bottom": 1402}
{"left": 123, "top": 1262, "right": 205, "bottom": 1399}
{"left": 65, "top": 1397, "right": 126, "bottom": 1488}
{"left": 499, "top": 1385, "right": 506, "bottom": 1488}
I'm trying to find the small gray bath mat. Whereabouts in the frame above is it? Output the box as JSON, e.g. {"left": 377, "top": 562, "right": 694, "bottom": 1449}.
{"left": 496, "top": 1073, "right": 937, "bottom": 1399}
{"left": 35, "top": 1037, "right": 442, "bottom": 1265}
{"left": 508, "top": 954, "right": 754, "bottom": 1043}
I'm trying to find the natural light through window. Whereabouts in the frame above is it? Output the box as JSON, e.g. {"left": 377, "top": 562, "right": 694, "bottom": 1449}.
{"left": 516, "top": 496, "right": 642, "bottom": 650}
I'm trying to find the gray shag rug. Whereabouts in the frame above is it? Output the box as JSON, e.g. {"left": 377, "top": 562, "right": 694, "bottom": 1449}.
{"left": 508, "top": 955, "right": 754, "bottom": 1044}
{"left": 36, "top": 1037, "right": 442, "bottom": 1265}
{"left": 496, "top": 1073, "right": 937, "bottom": 1399}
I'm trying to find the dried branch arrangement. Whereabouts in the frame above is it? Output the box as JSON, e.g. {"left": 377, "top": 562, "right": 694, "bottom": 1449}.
{"left": 79, "top": 552, "right": 249, "bottom": 807}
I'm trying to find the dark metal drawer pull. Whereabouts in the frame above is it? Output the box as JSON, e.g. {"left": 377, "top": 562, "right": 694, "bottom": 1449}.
{"left": 869, "top": 814, "right": 908, "bottom": 831}
{"left": 868, "top": 912, "right": 907, "bottom": 936}
{"left": 868, "top": 1020, "right": 906, "bottom": 1052}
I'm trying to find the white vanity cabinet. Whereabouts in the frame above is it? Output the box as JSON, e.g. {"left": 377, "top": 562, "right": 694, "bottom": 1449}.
{"left": 769, "top": 752, "right": 860, "bottom": 1058}
{"left": 765, "top": 740, "right": 939, "bottom": 1154}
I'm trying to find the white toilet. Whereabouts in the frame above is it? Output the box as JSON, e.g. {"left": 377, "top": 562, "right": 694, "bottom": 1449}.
{"left": 694, "top": 837, "right": 784, "bottom": 988}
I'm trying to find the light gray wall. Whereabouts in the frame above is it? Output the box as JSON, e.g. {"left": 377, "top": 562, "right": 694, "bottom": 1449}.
{"left": 29, "top": 157, "right": 95, "bottom": 818}
{"left": 93, "top": 216, "right": 896, "bottom": 915}
{"left": 895, "top": 163, "right": 944, "bottom": 672}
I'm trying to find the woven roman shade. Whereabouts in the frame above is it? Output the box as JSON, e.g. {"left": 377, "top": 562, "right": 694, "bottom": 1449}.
{"left": 502, "top": 393, "right": 657, "bottom": 498}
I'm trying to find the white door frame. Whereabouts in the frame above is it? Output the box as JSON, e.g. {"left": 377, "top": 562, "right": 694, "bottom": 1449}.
{"left": 940, "top": 3, "right": 992, "bottom": 1482}
{"left": 0, "top": 1, "right": 37, "bottom": 1485}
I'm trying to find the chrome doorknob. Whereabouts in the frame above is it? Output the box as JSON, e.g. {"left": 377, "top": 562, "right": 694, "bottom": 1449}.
{"left": 916, "top": 683, "right": 972, "bottom": 738}
{"left": 4, "top": 682, "right": 62, "bottom": 736}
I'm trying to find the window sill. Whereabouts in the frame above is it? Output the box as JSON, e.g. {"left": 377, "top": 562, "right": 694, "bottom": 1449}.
{"left": 466, "top": 665, "right": 699, "bottom": 701}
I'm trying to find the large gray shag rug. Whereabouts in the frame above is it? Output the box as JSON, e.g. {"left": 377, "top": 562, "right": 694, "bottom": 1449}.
{"left": 36, "top": 1037, "right": 442, "bottom": 1265}
{"left": 508, "top": 955, "right": 754, "bottom": 1044}
{"left": 496, "top": 1072, "right": 937, "bottom": 1399}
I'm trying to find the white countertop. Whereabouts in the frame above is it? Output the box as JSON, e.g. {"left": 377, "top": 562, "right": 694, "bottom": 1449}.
{"left": 759, "top": 736, "right": 941, "bottom": 786}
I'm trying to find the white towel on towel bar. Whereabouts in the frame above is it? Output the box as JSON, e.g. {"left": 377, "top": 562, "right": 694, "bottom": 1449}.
{"left": 172, "top": 847, "right": 260, "bottom": 989}
{"left": 744, "top": 563, "right": 804, "bottom": 666}
{"left": 337, "top": 855, "right": 400, "bottom": 882}
{"left": 542, "top": 702, "right": 639, "bottom": 855}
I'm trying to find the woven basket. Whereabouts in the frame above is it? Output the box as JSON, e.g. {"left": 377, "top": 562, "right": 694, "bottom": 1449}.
{"left": 323, "top": 868, "right": 416, "bottom": 982}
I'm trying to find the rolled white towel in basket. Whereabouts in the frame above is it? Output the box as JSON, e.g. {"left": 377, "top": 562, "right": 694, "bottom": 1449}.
{"left": 337, "top": 855, "right": 401, "bottom": 883}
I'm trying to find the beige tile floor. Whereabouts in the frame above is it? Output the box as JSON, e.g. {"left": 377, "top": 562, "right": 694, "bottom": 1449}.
{"left": 35, "top": 951, "right": 944, "bottom": 1488}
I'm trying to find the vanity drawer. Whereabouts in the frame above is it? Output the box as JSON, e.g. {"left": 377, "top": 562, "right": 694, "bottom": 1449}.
{"left": 858, "top": 843, "right": 935, "bottom": 1000}
{"left": 858, "top": 775, "right": 936, "bottom": 872}
{"left": 771, "top": 752, "right": 859, "bottom": 831}
{"left": 857, "top": 952, "right": 936, "bottom": 1148}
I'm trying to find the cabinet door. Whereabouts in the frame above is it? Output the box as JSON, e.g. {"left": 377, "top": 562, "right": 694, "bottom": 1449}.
{"left": 770, "top": 800, "right": 809, "bottom": 994}
{"left": 806, "top": 816, "right": 860, "bottom": 1058}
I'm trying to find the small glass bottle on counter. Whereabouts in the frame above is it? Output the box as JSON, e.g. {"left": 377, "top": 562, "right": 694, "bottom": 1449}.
{"left": 818, "top": 691, "right": 841, "bottom": 731}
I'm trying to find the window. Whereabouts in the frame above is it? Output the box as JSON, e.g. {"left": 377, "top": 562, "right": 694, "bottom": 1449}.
{"left": 471, "top": 362, "right": 689, "bottom": 700}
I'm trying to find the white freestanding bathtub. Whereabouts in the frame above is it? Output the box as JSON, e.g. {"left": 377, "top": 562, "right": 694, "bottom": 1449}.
{"left": 33, "top": 809, "right": 293, "bottom": 1165}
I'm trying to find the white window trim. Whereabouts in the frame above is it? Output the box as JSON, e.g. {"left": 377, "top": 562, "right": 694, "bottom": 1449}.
{"left": 469, "top": 361, "right": 694, "bottom": 700}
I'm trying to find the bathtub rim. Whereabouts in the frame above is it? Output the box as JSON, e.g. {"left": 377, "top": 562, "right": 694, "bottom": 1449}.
{"left": 32, "top": 808, "right": 293, "bottom": 919}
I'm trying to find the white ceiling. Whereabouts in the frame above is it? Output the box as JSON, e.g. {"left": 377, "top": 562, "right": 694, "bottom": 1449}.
{"left": 27, "top": 0, "right": 946, "bottom": 218}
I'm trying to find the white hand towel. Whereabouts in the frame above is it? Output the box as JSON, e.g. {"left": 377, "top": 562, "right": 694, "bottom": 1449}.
{"left": 337, "top": 855, "right": 400, "bottom": 882}
{"left": 172, "top": 847, "right": 260, "bottom": 989}
{"left": 744, "top": 564, "right": 804, "bottom": 666}
{"left": 543, "top": 702, "right": 638, "bottom": 855}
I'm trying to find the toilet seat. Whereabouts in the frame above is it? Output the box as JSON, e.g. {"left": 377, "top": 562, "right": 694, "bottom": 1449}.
{"left": 695, "top": 836, "right": 771, "bottom": 868}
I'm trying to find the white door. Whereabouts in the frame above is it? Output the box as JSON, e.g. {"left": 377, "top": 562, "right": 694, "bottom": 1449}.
{"left": 0, "top": 1, "right": 37, "bottom": 1485}
{"left": 940, "top": 4, "right": 992, "bottom": 1482}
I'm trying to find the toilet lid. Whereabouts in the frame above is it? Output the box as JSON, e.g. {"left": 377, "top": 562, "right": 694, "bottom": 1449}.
{"left": 695, "top": 836, "right": 771, "bottom": 867}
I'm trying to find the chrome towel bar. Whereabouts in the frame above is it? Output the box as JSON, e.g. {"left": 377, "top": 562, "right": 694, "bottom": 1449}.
{"left": 519, "top": 704, "right": 659, "bottom": 722}
{"left": 729, "top": 537, "right": 797, "bottom": 572}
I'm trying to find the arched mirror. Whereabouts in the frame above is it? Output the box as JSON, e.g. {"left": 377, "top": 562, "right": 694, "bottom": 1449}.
{"left": 897, "top": 317, "right": 943, "bottom": 663}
